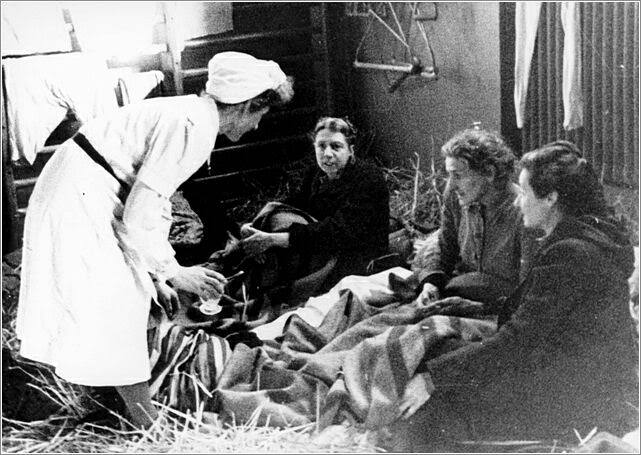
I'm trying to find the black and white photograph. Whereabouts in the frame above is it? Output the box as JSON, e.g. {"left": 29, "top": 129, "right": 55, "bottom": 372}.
{"left": 1, "top": 1, "right": 639, "bottom": 453}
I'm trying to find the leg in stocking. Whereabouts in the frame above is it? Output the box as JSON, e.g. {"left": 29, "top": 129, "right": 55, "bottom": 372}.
{"left": 115, "top": 381, "right": 157, "bottom": 429}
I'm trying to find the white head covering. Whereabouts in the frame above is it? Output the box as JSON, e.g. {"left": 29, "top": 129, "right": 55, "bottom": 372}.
{"left": 205, "top": 51, "right": 287, "bottom": 104}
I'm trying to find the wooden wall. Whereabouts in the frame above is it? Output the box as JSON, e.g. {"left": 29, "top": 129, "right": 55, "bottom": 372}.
{"left": 325, "top": 2, "right": 502, "bottom": 171}
{"left": 2, "top": 3, "right": 333, "bottom": 253}
{"left": 176, "top": 2, "right": 331, "bottom": 203}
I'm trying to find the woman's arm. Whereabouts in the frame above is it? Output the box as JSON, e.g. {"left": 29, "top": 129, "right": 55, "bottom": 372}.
{"left": 121, "top": 180, "right": 226, "bottom": 298}
{"left": 121, "top": 180, "right": 180, "bottom": 281}
{"left": 413, "top": 187, "right": 461, "bottom": 291}
{"left": 239, "top": 225, "right": 290, "bottom": 256}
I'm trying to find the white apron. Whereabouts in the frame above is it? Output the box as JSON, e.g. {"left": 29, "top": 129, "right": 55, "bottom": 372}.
{"left": 16, "top": 96, "right": 218, "bottom": 386}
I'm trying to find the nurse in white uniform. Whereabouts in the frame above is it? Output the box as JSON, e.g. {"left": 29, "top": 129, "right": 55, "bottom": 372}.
{"left": 16, "top": 52, "right": 294, "bottom": 428}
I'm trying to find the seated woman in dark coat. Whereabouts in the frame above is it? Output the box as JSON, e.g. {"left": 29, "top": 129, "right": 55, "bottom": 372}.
{"left": 387, "top": 140, "right": 638, "bottom": 451}
{"left": 240, "top": 117, "right": 389, "bottom": 306}
{"left": 411, "top": 128, "right": 533, "bottom": 306}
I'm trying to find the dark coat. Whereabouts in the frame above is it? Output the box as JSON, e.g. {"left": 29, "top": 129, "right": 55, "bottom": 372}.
{"left": 412, "top": 183, "right": 536, "bottom": 303}
{"left": 392, "top": 214, "right": 638, "bottom": 450}
{"left": 283, "top": 159, "right": 389, "bottom": 288}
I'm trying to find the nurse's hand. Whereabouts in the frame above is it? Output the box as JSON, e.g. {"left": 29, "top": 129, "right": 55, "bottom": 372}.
{"left": 153, "top": 280, "right": 179, "bottom": 319}
{"left": 169, "top": 266, "right": 227, "bottom": 300}
{"left": 240, "top": 222, "right": 254, "bottom": 239}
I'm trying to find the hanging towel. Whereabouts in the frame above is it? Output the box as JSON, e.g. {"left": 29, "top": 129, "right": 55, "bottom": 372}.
{"left": 1, "top": 2, "right": 72, "bottom": 56}
{"left": 3, "top": 52, "right": 118, "bottom": 164}
{"left": 561, "top": 2, "right": 583, "bottom": 130}
{"left": 66, "top": 2, "right": 160, "bottom": 56}
{"left": 514, "top": 2, "right": 542, "bottom": 129}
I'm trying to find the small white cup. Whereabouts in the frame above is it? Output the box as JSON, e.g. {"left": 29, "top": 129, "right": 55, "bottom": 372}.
{"left": 199, "top": 295, "right": 222, "bottom": 315}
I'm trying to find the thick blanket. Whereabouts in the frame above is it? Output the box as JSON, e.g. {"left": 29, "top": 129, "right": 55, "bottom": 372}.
{"left": 213, "top": 291, "right": 496, "bottom": 429}
{"left": 148, "top": 319, "right": 231, "bottom": 413}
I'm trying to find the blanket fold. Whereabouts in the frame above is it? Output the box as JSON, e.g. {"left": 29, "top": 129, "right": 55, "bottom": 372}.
{"left": 148, "top": 268, "right": 497, "bottom": 426}
{"left": 213, "top": 291, "right": 497, "bottom": 429}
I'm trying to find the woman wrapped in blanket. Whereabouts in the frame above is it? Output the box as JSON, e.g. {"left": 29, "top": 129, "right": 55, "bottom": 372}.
{"left": 16, "top": 52, "right": 293, "bottom": 428}
{"left": 387, "top": 141, "right": 638, "bottom": 451}
{"left": 239, "top": 117, "right": 389, "bottom": 303}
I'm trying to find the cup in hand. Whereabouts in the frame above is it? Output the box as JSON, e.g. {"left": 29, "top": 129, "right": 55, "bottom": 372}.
{"left": 199, "top": 295, "right": 223, "bottom": 315}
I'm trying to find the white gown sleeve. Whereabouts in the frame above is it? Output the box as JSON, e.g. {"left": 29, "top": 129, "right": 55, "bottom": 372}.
{"left": 116, "top": 99, "right": 216, "bottom": 282}
{"left": 121, "top": 179, "right": 180, "bottom": 281}
{"left": 137, "top": 115, "right": 209, "bottom": 199}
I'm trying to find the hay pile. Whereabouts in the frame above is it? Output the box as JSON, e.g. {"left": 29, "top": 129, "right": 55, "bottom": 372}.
{"left": 385, "top": 154, "right": 445, "bottom": 234}
{"left": 1, "top": 245, "right": 381, "bottom": 453}
{"left": 224, "top": 156, "right": 312, "bottom": 225}
{"left": 2, "top": 404, "right": 381, "bottom": 453}
{"left": 1, "top": 160, "right": 394, "bottom": 454}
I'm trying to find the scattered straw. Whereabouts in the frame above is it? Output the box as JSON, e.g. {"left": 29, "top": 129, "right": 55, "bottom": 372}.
{"left": 3, "top": 162, "right": 612, "bottom": 454}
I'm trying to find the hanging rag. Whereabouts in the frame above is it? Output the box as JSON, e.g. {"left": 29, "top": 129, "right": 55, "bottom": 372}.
{"left": 514, "top": 2, "right": 542, "bottom": 129}
{"left": 3, "top": 52, "right": 118, "bottom": 164}
{"left": 65, "top": 2, "right": 159, "bottom": 56}
{"left": 561, "top": 2, "right": 583, "bottom": 130}
{"left": 1, "top": 2, "right": 71, "bottom": 55}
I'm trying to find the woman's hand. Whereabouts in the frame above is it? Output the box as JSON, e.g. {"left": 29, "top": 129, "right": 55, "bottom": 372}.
{"left": 418, "top": 283, "right": 440, "bottom": 306}
{"left": 153, "top": 280, "right": 179, "bottom": 319}
{"left": 168, "top": 265, "right": 227, "bottom": 300}
{"left": 240, "top": 226, "right": 289, "bottom": 257}
{"left": 240, "top": 222, "right": 254, "bottom": 238}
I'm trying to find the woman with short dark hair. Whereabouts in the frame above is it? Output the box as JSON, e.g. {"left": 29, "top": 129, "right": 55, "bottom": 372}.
{"left": 240, "top": 116, "right": 390, "bottom": 303}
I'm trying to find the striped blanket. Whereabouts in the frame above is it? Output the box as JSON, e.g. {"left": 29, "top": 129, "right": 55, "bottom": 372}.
{"left": 147, "top": 275, "right": 495, "bottom": 426}
{"left": 214, "top": 291, "right": 496, "bottom": 429}
{"left": 147, "top": 320, "right": 231, "bottom": 413}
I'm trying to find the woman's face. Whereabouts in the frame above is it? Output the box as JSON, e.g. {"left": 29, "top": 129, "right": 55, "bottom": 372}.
{"left": 226, "top": 106, "right": 269, "bottom": 142}
{"left": 515, "top": 168, "right": 555, "bottom": 230}
{"left": 314, "top": 129, "right": 354, "bottom": 179}
{"left": 444, "top": 157, "right": 493, "bottom": 206}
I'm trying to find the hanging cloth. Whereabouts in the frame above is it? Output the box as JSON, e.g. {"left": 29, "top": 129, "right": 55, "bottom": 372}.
{"left": 1, "top": 2, "right": 72, "bottom": 55}
{"left": 2, "top": 53, "right": 118, "bottom": 164}
{"left": 514, "top": 2, "right": 542, "bottom": 129}
{"left": 561, "top": 2, "right": 583, "bottom": 130}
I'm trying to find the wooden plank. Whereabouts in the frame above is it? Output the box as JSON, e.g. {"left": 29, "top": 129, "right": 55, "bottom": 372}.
{"left": 2, "top": 81, "right": 21, "bottom": 253}
{"left": 310, "top": 3, "right": 332, "bottom": 114}
{"left": 184, "top": 26, "right": 314, "bottom": 49}
{"left": 180, "top": 52, "right": 319, "bottom": 79}
{"left": 161, "top": 3, "right": 184, "bottom": 95}
{"left": 211, "top": 133, "right": 309, "bottom": 156}
{"left": 14, "top": 177, "right": 38, "bottom": 189}
{"left": 192, "top": 164, "right": 283, "bottom": 184}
